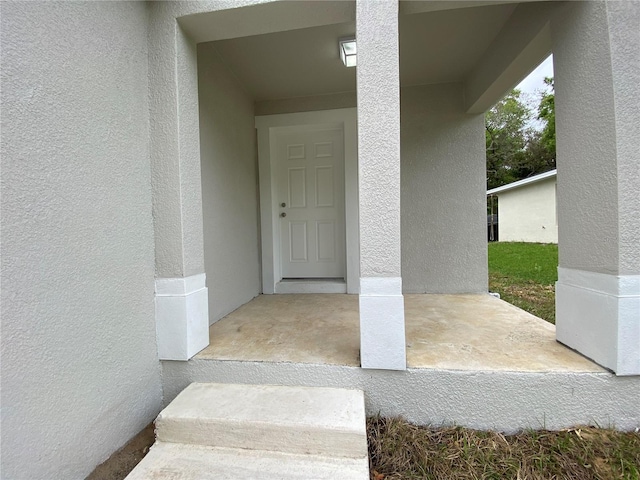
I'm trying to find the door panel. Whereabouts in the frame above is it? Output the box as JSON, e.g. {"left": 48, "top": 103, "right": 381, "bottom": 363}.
{"left": 316, "top": 221, "right": 336, "bottom": 262}
{"left": 288, "top": 168, "right": 306, "bottom": 208}
{"left": 277, "top": 128, "right": 345, "bottom": 278}
{"left": 315, "top": 166, "right": 334, "bottom": 207}
{"left": 289, "top": 221, "right": 308, "bottom": 262}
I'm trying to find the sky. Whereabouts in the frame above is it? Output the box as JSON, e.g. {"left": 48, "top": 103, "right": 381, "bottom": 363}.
{"left": 516, "top": 54, "right": 554, "bottom": 97}
{"left": 514, "top": 54, "right": 554, "bottom": 130}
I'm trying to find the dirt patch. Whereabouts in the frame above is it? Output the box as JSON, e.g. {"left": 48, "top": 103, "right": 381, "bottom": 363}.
{"left": 85, "top": 423, "right": 155, "bottom": 480}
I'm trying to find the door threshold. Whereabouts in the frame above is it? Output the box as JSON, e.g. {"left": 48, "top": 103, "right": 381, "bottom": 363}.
{"left": 275, "top": 278, "right": 347, "bottom": 294}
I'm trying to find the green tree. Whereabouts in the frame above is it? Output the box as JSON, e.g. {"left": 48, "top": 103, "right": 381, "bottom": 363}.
{"left": 515, "top": 77, "right": 556, "bottom": 179}
{"left": 486, "top": 78, "right": 556, "bottom": 189}
{"left": 537, "top": 77, "right": 555, "bottom": 155}
{"left": 485, "top": 89, "right": 531, "bottom": 190}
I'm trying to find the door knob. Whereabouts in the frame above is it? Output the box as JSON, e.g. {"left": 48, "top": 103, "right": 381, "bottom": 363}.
{"left": 280, "top": 212, "right": 286, "bottom": 218}
{"left": 281, "top": 203, "right": 286, "bottom": 207}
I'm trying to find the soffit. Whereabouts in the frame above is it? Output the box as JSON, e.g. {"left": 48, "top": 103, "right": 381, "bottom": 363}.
{"left": 202, "top": 3, "right": 517, "bottom": 101}
{"left": 399, "top": 4, "right": 516, "bottom": 87}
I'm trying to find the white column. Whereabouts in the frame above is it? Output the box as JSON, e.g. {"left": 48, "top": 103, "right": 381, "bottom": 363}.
{"left": 149, "top": 6, "right": 209, "bottom": 360}
{"left": 552, "top": 1, "right": 640, "bottom": 375}
{"left": 356, "top": 0, "right": 406, "bottom": 370}
{"left": 155, "top": 274, "right": 209, "bottom": 360}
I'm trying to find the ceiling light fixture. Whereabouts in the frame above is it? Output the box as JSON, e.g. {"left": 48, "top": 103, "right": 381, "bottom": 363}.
{"left": 339, "top": 37, "right": 357, "bottom": 67}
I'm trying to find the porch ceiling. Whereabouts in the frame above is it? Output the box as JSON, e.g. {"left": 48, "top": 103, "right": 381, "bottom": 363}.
{"left": 201, "top": 3, "right": 517, "bottom": 101}
{"left": 197, "top": 293, "right": 604, "bottom": 373}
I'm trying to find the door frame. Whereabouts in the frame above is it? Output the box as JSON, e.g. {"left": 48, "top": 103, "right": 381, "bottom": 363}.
{"left": 255, "top": 108, "right": 359, "bottom": 294}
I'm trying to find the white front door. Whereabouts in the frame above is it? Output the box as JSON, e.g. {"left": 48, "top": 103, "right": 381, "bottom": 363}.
{"left": 275, "top": 127, "right": 345, "bottom": 278}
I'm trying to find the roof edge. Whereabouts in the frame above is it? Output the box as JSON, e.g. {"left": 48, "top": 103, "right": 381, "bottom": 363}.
{"left": 487, "top": 169, "right": 556, "bottom": 195}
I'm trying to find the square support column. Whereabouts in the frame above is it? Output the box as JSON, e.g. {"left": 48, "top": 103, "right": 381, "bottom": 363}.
{"left": 356, "top": 0, "right": 406, "bottom": 370}
{"left": 148, "top": 5, "right": 209, "bottom": 360}
{"left": 552, "top": 1, "right": 640, "bottom": 375}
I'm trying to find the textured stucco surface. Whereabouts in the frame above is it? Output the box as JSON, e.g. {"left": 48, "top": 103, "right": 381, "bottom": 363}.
{"left": 162, "top": 359, "right": 640, "bottom": 433}
{"left": 148, "top": 3, "right": 206, "bottom": 278}
{"left": 401, "top": 84, "right": 487, "bottom": 293}
{"left": 0, "top": 2, "right": 162, "bottom": 479}
{"left": 607, "top": 1, "right": 640, "bottom": 275}
{"left": 356, "top": 0, "right": 401, "bottom": 277}
{"left": 552, "top": 1, "right": 639, "bottom": 375}
{"left": 198, "top": 43, "right": 261, "bottom": 323}
{"left": 497, "top": 177, "right": 558, "bottom": 243}
{"left": 552, "top": 1, "right": 621, "bottom": 275}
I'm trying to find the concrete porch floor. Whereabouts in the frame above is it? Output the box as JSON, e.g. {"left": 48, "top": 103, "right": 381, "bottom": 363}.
{"left": 197, "top": 294, "right": 604, "bottom": 373}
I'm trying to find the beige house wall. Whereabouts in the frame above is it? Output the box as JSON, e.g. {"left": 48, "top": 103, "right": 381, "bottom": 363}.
{"left": 498, "top": 177, "right": 558, "bottom": 243}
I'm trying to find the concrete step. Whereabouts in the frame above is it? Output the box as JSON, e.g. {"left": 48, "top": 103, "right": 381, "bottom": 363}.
{"left": 125, "top": 383, "right": 369, "bottom": 480}
{"left": 155, "top": 382, "right": 368, "bottom": 459}
{"left": 125, "top": 442, "right": 370, "bottom": 480}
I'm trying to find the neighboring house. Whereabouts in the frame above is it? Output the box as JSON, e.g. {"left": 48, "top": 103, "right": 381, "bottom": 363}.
{"left": 2, "top": 1, "right": 638, "bottom": 478}
{"left": 487, "top": 169, "right": 558, "bottom": 243}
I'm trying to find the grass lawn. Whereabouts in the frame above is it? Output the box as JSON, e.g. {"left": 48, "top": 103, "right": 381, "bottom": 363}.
{"left": 368, "top": 417, "right": 640, "bottom": 480}
{"left": 488, "top": 242, "right": 558, "bottom": 324}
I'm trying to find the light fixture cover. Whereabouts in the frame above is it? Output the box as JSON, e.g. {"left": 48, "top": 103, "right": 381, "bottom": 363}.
{"left": 339, "top": 37, "right": 356, "bottom": 67}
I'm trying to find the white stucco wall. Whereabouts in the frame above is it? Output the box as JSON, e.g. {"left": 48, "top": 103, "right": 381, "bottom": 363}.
{"left": 401, "top": 83, "right": 488, "bottom": 293}
{"left": 607, "top": 1, "right": 640, "bottom": 276}
{"left": 552, "top": 1, "right": 640, "bottom": 375}
{"left": 198, "top": 43, "right": 261, "bottom": 323}
{"left": 162, "top": 359, "right": 640, "bottom": 433}
{"left": 497, "top": 177, "right": 558, "bottom": 243}
{"left": 1, "top": 2, "right": 162, "bottom": 479}
{"left": 356, "top": 0, "right": 406, "bottom": 370}
{"left": 148, "top": 2, "right": 206, "bottom": 279}
{"left": 356, "top": 0, "right": 402, "bottom": 279}
{"left": 552, "top": 2, "right": 640, "bottom": 275}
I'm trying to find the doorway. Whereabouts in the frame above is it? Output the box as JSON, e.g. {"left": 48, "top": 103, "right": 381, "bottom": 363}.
{"left": 275, "top": 126, "right": 345, "bottom": 278}
{"left": 256, "top": 109, "right": 359, "bottom": 294}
